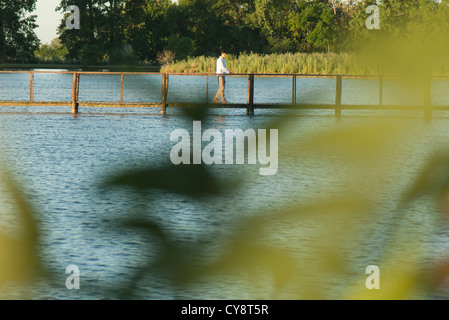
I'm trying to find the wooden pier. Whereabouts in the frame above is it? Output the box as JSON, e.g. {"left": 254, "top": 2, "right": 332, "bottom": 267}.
{"left": 0, "top": 70, "right": 442, "bottom": 118}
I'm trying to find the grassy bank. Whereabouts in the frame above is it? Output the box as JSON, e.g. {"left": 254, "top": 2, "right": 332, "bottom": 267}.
{"left": 161, "top": 52, "right": 380, "bottom": 75}
{"left": 161, "top": 52, "right": 449, "bottom": 76}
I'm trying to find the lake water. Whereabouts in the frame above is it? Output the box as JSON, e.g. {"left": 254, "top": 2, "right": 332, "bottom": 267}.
{"left": 1, "top": 71, "right": 449, "bottom": 300}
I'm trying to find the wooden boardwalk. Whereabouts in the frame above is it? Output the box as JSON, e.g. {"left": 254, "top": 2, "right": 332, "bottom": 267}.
{"left": 0, "top": 70, "right": 442, "bottom": 118}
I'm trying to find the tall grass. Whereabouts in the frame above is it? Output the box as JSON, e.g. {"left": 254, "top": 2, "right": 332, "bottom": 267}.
{"left": 162, "top": 52, "right": 449, "bottom": 76}
{"left": 161, "top": 52, "right": 383, "bottom": 75}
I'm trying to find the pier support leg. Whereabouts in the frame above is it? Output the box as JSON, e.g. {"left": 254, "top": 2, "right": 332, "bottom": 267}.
{"left": 30, "top": 72, "right": 35, "bottom": 103}
{"left": 424, "top": 77, "right": 432, "bottom": 121}
{"left": 72, "top": 73, "right": 79, "bottom": 114}
{"left": 379, "top": 76, "right": 383, "bottom": 106}
{"left": 121, "top": 73, "right": 124, "bottom": 104}
{"left": 292, "top": 75, "right": 297, "bottom": 105}
{"left": 161, "top": 73, "right": 168, "bottom": 116}
{"left": 206, "top": 75, "right": 209, "bottom": 104}
{"left": 335, "top": 75, "right": 342, "bottom": 119}
{"left": 247, "top": 74, "right": 254, "bottom": 116}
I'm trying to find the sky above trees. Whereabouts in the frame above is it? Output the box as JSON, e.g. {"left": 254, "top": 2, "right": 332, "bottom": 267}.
{"left": 34, "top": 0, "right": 63, "bottom": 44}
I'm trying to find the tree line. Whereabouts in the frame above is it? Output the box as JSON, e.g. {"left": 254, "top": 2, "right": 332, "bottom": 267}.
{"left": 1, "top": 0, "right": 449, "bottom": 65}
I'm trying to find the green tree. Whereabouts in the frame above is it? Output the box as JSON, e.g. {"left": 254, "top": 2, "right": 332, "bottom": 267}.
{"left": 211, "top": 0, "right": 264, "bottom": 53}
{"left": 343, "top": 0, "right": 448, "bottom": 51}
{"left": 178, "top": 0, "right": 230, "bottom": 56}
{"left": 244, "top": 0, "right": 297, "bottom": 53}
{"left": 57, "top": 0, "right": 128, "bottom": 64}
{"left": 34, "top": 38, "right": 69, "bottom": 63}
{"left": 168, "top": 36, "right": 195, "bottom": 61}
{"left": 123, "top": 0, "right": 173, "bottom": 62}
{"left": 57, "top": 0, "right": 105, "bottom": 63}
{"left": 0, "top": 0, "right": 40, "bottom": 63}
{"left": 102, "top": 0, "right": 126, "bottom": 55}
{"left": 290, "top": 0, "right": 338, "bottom": 52}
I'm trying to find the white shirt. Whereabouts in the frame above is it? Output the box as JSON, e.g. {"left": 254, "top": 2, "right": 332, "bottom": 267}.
{"left": 216, "top": 56, "right": 230, "bottom": 75}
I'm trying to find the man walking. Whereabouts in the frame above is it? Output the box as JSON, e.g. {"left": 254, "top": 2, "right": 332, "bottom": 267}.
{"left": 214, "top": 50, "right": 231, "bottom": 104}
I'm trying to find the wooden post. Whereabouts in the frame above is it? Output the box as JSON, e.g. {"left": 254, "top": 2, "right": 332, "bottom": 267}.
{"left": 424, "top": 77, "right": 432, "bottom": 120}
{"left": 206, "top": 75, "right": 209, "bottom": 103}
{"left": 335, "top": 75, "right": 342, "bottom": 118}
{"left": 72, "top": 73, "right": 79, "bottom": 114}
{"left": 161, "top": 73, "right": 168, "bottom": 116}
{"left": 120, "top": 73, "right": 124, "bottom": 104}
{"left": 76, "top": 73, "right": 80, "bottom": 100}
{"left": 247, "top": 74, "right": 254, "bottom": 116}
{"left": 292, "top": 75, "right": 297, "bottom": 105}
{"left": 30, "top": 72, "right": 34, "bottom": 102}
{"left": 379, "top": 76, "right": 383, "bottom": 106}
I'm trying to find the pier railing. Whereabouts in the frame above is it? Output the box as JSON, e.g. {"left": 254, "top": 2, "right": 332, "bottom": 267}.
{"left": 0, "top": 70, "right": 442, "bottom": 118}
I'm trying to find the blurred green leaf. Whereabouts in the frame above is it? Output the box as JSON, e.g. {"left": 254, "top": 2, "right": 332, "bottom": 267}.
{"left": 106, "top": 164, "right": 237, "bottom": 197}
{"left": 200, "top": 242, "right": 295, "bottom": 293}
{"left": 402, "top": 153, "right": 449, "bottom": 203}
{"left": 0, "top": 169, "right": 42, "bottom": 293}
{"left": 181, "top": 102, "right": 210, "bottom": 121}
{"left": 292, "top": 120, "right": 412, "bottom": 161}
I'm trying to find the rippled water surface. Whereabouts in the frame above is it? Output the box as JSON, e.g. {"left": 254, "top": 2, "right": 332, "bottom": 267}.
{"left": 1, "top": 72, "right": 449, "bottom": 299}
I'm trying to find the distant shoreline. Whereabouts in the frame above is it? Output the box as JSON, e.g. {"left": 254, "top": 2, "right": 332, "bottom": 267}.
{"left": 0, "top": 63, "right": 161, "bottom": 73}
